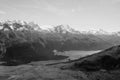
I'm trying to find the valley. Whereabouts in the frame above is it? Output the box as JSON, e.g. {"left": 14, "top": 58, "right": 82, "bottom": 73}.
{"left": 0, "top": 21, "right": 120, "bottom": 80}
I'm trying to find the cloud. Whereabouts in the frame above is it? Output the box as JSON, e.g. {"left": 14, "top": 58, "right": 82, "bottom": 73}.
{"left": 0, "top": 10, "right": 6, "bottom": 14}
{"left": 71, "top": 9, "right": 77, "bottom": 13}
{"left": 44, "top": 4, "right": 78, "bottom": 17}
{"left": 45, "top": 5, "right": 67, "bottom": 16}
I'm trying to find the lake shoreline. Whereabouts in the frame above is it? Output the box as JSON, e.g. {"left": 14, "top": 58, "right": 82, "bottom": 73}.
{"left": 55, "top": 50, "right": 101, "bottom": 60}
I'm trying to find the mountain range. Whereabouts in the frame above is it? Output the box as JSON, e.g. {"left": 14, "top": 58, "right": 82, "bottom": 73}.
{"left": 0, "top": 21, "right": 120, "bottom": 64}
{"left": 39, "top": 24, "right": 118, "bottom": 35}
{"left": 39, "top": 24, "right": 120, "bottom": 49}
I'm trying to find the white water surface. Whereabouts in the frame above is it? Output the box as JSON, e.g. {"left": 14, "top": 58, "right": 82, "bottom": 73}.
{"left": 56, "top": 50, "right": 101, "bottom": 60}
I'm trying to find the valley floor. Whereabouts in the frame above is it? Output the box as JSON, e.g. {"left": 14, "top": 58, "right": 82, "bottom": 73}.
{"left": 0, "top": 50, "right": 120, "bottom": 80}
{"left": 0, "top": 60, "right": 120, "bottom": 80}
{"left": 0, "top": 61, "right": 88, "bottom": 80}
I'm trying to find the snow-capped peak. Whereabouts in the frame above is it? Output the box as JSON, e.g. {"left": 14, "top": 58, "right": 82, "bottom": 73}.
{"left": 52, "top": 25, "right": 79, "bottom": 34}
{"left": 39, "top": 25, "right": 115, "bottom": 35}
{"left": 80, "top": 29, "right": 113, "bottom": 35}
{"left": 39, "top": 24, "right": 79, "bottom": 34}
{"left": 40, "top": 25, "right": 54, "bottom": 30}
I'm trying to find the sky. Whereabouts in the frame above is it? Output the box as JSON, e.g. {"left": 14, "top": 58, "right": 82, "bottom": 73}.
{"left": 0, "top": 0, "right": 120, "bottom": 32}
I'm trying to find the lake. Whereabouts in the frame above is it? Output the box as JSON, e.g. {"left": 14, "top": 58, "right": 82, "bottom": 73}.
{"left": 55, "top": 50, "right": 101, "bottom": 60}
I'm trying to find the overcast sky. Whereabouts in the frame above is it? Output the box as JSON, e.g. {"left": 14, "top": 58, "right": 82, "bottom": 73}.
{"left": 0, "top": 0, "right": 120, "bottom": 32}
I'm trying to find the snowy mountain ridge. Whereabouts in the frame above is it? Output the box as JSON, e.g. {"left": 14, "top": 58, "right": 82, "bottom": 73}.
{"left": 39, "top": 25, "right": 116, "bottom": 35}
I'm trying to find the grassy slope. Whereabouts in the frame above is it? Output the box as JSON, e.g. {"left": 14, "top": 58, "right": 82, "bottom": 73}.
{"left": 0, "top": 60, "right": 120, "bottom": 80}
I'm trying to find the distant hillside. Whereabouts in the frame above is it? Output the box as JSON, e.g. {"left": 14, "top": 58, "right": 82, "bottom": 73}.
{"left": 40, "top": 24, "right": 119, "bottom": 50}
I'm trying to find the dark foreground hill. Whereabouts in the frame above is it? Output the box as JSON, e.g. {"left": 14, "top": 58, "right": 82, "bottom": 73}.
{"left": 40, "top": 45, "right": 120, "bottom": 80}
{"left": 61, "top": 45, "right": 120, "bottom": 71}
